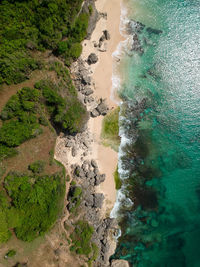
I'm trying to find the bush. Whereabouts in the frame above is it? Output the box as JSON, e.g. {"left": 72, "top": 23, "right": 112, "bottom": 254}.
{"left": 4, "top": 172, "right": 65, "bottom": 241}
{"left": 28, "top": 160, "right": 45, "bottom": 174}
{"left": 0, "top": 120, "right": 41, "bottom": 147}
{"left": 0, "top": 145, "right": 17, "bottom": 161}
{"left": 70, "top": 220, "right": 94, "bottom": 257}
{"left": 5, "top": 249, "right": 16, "bottom": 258}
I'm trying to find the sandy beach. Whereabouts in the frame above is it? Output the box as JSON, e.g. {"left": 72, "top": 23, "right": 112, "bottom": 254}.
{"left": 82, "top": 0, "right": 123, "bottom": 213}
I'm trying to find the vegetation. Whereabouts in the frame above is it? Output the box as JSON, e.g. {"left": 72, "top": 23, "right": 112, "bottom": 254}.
{"left": 35, "top": 78, "right": 88, "bottom": 134}
{"left": 5, "top": 249, "right": 16, "bottom": 258}
{"left": 1, "top": 172, "right": 65, "bottom": 242}
{"left": 114, "top": 166, "right": 122, "bottom": 190}
{"left": 68, "top": 186, "right": 82, "bottom": 213}
{"left": 0, "top": 0, "right": 92, "bottom": 261}
{"left": 0, "top": 0, "right": 89, "bottom": 85}
{"left": 101, "top": 107, "right": 120, "bottom": 151}
{"left": 70, "top": 220, "right": 98, "bottom": 264}
{"left": 28, "top": 160, "right": 45, "bottom": 174}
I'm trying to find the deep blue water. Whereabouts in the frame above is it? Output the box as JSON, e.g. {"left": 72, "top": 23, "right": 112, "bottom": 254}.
{"left": 112, "top": 0, "right": 200, "bottom": 266}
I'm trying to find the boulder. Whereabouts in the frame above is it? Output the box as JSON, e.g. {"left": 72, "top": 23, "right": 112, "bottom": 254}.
{"left": 87, "top": 53, "right": 98, "bottom": 65}
{"left": 82, "top": 88, "right": 94, "bottom": 96}
{"left": 96, "top": 101, "right": 108, "bottom": 115}
{"left": 91, "top": 109, "right": 100, "bottom": 117}
{"left": 85, "top": 194, "right": 94, "bottom": 207}
{"left": 95, "top": 174, "right": 105, "bottom": 186}
{"left": 71, "top": 146, "right": 77, "bottom": 157}
{"left": 91, "top": 159, "right": 98, "bottom": 168}
{"left": 93, "top": 193, "right": 104, "bottom": 209}
{"left": 81, "top": 75, "right": 91, "bottom": 85}
{"left": 103, "top": 30, "right": 110, "bottom": 40}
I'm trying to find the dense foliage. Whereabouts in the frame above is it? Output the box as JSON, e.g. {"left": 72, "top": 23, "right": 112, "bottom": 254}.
{"left": 0, "top": 172, "right": 65, "bottom": 242}
{"left": 35, "top": 78, "right": 88, "bottom": 133}
{"left": 0, "top": 87, "right": 43, "bottom": 161}
{"left": 0, "top": 0, "right": 89, "bottom": 84}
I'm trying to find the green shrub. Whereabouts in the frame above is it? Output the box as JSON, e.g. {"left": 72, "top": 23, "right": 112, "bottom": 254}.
{"left": 70, "top": 181, "right": 76, "bottom": 186}
{"left": 39, "top": 116, "right": 48, "bottom": 126}
{"left": 28, "top": 160, "right": 45, "bottom": 174}
{"left": 0, "top": 120, "right": 41, "bottom": 147}
{"left": 0, "top": 145, "right": 17, "bottom": 161}
{"left": 5, "top": 249, "right": 16, "bottom": 258}
{"left": 70, "top": 220, "right": 94, "bottom": 257}
{"left": 4, "top": 172, "right": 65, "bottom": 241}
{"left": 88, "top": 5, "right": 93, "bottom": 15}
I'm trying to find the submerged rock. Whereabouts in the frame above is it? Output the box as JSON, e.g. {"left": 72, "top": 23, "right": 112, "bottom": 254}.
{"left": 146, "top": 27, "right": 163, "bottom": 35}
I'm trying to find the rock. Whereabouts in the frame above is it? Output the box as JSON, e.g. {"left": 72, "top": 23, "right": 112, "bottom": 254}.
{"left": 93, "top": 193, "right": 104, "bottom": 209}
{"left": 82, "top": 88, "right": 94, "bottom": 96}
{"left": 81, "top": 75, "right": 91, "bottom": 85}
{"left": 146, "top": 27, "right": 163, "bottom": 35}
{"left": 95, "top": 174, "right": 105, "bottom": 186}
{"left": 85, "top": 194, "right": 94, "bottom": 207}
{"left": 74, "top": 166, "right": 85, "bottom": 178}
{"left": 91, "top": 159, "right": 98, "bottom": 168}
{"left": 127, "top": 20, "right": 145, "bottom": 34}
{"left": 91, "top": 109, "right": 100, "bottom": 117}
{"left": 87, "top": 53, "right": 98, "bottom": 65}
{"left": 83, "top": 140, "right": 90, "bottom": 148}
{"left": 65, "top": 140, "right": 74, "bottom": 147}
{"left": 86, "top": 171, "right": 95, "bottom": 179}
{"left": 96, "top": 101, "right": 108, "bottom": 115}
{"left": 94, "top": 167, "right": 100, "bottom": 176}
{"left": 111, "top": 259, "right": 130, "bottom": 267}
{"left": 98, "top": 42, "right": 108, "bottom": 52}
{"left": 132, "top": 33, "right": 144, "bottom": 54}
{"left": 99, "top": 34, "right": 106, "bottom": 43}
{"left": 103, "top": 30, "right": 110, "bottom": 40}
{"left": 71, "top": 146, "right": 77, "bottom": 157}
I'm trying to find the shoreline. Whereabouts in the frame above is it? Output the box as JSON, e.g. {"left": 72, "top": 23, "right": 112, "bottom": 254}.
{"left": 55, "top": 0, "right": 126, "bottom": 265}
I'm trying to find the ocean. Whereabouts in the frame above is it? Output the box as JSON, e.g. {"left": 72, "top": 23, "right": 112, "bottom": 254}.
{"left": 111, "top": 0, "right": 200, "bottom": 266}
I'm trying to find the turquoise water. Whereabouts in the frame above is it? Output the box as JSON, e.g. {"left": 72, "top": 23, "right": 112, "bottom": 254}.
{"left": 113, "top": 0, "right": 200, "bottom": 266}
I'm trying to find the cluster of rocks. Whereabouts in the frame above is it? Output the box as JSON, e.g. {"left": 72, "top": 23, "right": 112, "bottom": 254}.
{"left": 72, "top": 159, "right": 105, "bottom": 187}
{"left": 93, "top": 30, "right": 111, "bottom": 52}
{"left": 91, "top": 98, "right": 109, "bottom": 117}
{"left": 72, "top": 59, "right": 109, "bottom": 116}
{"left": 67, "top": 160, "right": 119, "bottom": 266}
{"left": 126, "top": 19, "right": 163, "bottom": 55}
{"left": 64, "top": 130, "right": 92, "bottom": 158}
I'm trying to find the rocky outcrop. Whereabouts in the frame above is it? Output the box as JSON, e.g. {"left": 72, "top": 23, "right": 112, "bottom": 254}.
{"left": 66, "top": 159, "right": 118, "bottom": 267}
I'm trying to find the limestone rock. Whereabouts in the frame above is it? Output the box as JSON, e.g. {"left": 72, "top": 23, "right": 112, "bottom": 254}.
{"left": 91, "top": 109, "right": 100, "bottom": 117}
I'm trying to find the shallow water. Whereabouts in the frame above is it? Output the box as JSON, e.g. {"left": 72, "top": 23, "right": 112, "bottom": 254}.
{"left": 112, "top": 0, "right": 200, "bottom": 266}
